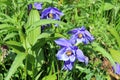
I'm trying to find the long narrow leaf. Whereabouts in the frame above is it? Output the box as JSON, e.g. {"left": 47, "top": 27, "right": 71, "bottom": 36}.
{"left": 26, "top": 19, "right": 70, "bottom": 33}
{"left": 92, "top": 42, "right": 115, "bottom": 66}
{"left": 5, "top": 53, "right": 26, "bottom": 80}
{"left": 107, "top": 27, "right": 120, "bottom": 48}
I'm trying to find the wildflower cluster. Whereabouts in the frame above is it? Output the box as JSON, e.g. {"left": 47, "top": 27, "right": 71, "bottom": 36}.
{"left": 28, "top": 3, "right": 63, "bottom": 21}
{"left": 55, "top": 27, "right": 94, "bottom": 70}
{"left": 28, "top": 2, "right": 120, "bottom": 73}
{"left": 28, "top": 2, "right": 95, "bottom": 70}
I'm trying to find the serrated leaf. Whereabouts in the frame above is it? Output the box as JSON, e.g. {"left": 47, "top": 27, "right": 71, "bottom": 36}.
{"left": 5, "top": 53, "right": 26, "bottom": 80}
{"left": 104, "top": 3, "right": 114, "bottom": 10}
{"left": 109, "top": 49, "right": 120, "bottom": 64}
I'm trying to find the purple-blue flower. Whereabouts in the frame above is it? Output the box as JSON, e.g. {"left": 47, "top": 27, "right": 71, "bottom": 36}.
{"left": 68, "top": 26, "right": 94, "bottom": 45}
{"left": 28, "top": 3, "right": 42, "bottom": 10}
{"left": 113, "top": 62, "right": 120, "bottom": 75}
{"left": 55, "top": 38, "right": 88, "bottom": 64}
{"left": 34, "top": 3, "right": 42, "bottom": 10}
{"left": 41, "top": 7, "right": 64, "bottom": 20}
{"left": 62, "top": 60, "right": 74, "bottom": 70}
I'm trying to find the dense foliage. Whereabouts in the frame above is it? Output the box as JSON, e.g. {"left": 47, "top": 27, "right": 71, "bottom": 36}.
{"left": 0, "top": 0, "right": 120, "bottom": 80}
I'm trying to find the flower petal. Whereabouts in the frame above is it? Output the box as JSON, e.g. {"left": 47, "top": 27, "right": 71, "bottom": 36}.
{"left": 62, "top": 60, "right": 74, "bottom": 70}
{"left": 34, "top": 3, "right": 42, "bottom": 10}
{"left": 113, "top": 62, "right": 120, "bottom": 75}
{"left": 76, "top": 49, "right": 88, "bottom": 63}
{"left": 54, "top": 38, "right": 72, "bottom": 47}
{"left": 69, "top": 54, "right": 76, "bottom": 62}
{"left": 56, "top": 48, "right": 69, "bottom": 61}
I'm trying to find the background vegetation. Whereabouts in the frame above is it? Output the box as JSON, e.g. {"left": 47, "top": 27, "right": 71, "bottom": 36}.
{"left": 0, "top": 0, "right": 120, "bottom": 80}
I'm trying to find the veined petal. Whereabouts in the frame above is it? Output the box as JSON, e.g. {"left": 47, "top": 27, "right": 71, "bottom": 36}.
{"left": 69, "top": 54, "right": 76, "bottom": 62}
{"left": 34, "top": 3, "right": 42, "bottom": 10}
{"left": 62, "top": 60, "right": 74, "bottom": 70}
{"left": 68, "top": 29, "right": 78, "bottom": 34}
{"left": 51, "top": 7, "right": 64, "bottom": 16}
{"left": 79, "top": 26, "right": 86, "bottom": 31}
{"left": 56, "top": 48, "right": 69, "bottom": 61}
{"left": 76, "top": 49, "right": 87, "bottom": 63}
{"left": 55, "top": 38, "right": 72, "bottom": 47}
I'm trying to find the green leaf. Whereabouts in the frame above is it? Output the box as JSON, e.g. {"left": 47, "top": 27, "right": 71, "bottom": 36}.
{"left": 0, "top": 74, "right": 3, "bottom": 80}
{"left": 26, "top": 9, "right": 40, "bottom": 45}
{"left": 26, "top": 19, "right": 70, "bottom": 33}
{"left": 33, "top": 32, "right": 51, "bottom": 45}
{"left": 92, "top": 42, "right": 115, "bottom": 66}
{"left": 109, "top": 48, "right": 120, "bottom": 64}
{"left": 54, "top": 33, "right": 66, "bottom": 38}
{"left": 0, "top": 24, "right": 13, "bottom": 29}
{"left": 107, "top": 27, "right": 120, "bottom": 48}
{"left": 5, "top": 41, "right": 25, "bottom": 53}
{"left": 42, "top": 74, "right": 56, "bottom": 80}
{"left": 3, "top": 33, "right": 18, "bottom": 41}
{"left": 104, "top": 3, "right": 114, "bottom": 10}
{"left": 5, "top": 53, "right": 26, "bottom": 80}
{"left": 5, "top": 41, "right": 22, "bottom": 47}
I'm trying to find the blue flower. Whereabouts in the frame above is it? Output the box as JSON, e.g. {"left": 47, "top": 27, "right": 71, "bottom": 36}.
{"left": 68, "top": 26, "right": 94, "bottom": 45}
{"left": 55, "top": 38, "right": 88, "bottom": 64}
{"left": 34, "top": 3, "right": 42, "bottom": 10}
{"left": 62, "top": 60, "right": 74, "bottom": 70}
{"left": 28, "top": 3, "right": 42, "bottom": 10}
{"left": 41, "top": 7, "right": 64, "bottom": 20}
{"left": 113, "top": 62, "right": 120, "bottom": 75}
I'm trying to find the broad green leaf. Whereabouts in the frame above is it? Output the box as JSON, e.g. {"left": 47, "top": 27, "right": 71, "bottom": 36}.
{"left": 107, "top": 27, "right": 120, "bottom": 48}
{"left": 104, "top": 3, "right": 114, "bottom": 10}
{"left": 92, "top": 42, "right": 115, "bottom": 66}
{"left": 26, "top": 9, "right": 40, "bottom": 45}
{"left": 5, "top": 53, "right": 26, "bottom": 80}
{"left": 3, "top": 33, "right": 18, "bottom": 41}
{"left": 5, "top": 41, "right": 25, "bottom": 53}
{"left": 32, "top": 39, "right": 46, "bottom": 50}
{"left": 0, "top": 74, "right": 3, "bottom": 80}
{"left": 109, "top": 48, "right": 120, "bottom": 64}
{"left": 27, "top": 19, "right": 70, "bottom": 33}
{"left": 0, "top": 24, "right": 13, "bottom": 29}
{"left": 33, "top": 32, "right": 51, "bottom": 45}
{"left": 42, "top": 74, "right": 56, "bottom": 80}
{"left": 5, "top": 41, "right": 22, "bottom": 47}
{"left": 54, "top": 33, "right": 66, "bottom": 38}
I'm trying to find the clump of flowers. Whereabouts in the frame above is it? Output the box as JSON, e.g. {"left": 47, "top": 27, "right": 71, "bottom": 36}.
{"left": 68, "top": 26, "right": 94, "bottom": 45}
{"left": 55, "top": 26, "right": 94, "bottom": 70}
{"left": 41, "top": 7, "right": 64, "bottom": 20}
{"left": 28, "top": 2, "right": 42, "bottom": 11}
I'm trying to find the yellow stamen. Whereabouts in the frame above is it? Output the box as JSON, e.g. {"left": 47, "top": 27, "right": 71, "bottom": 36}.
{"left": 49, "top": 13, "right": 53, "bottom": 18}
{"left": 78, "top": 33, "right": 83, "bottom": 38}
{"left": 66, "top": 50, "right": 72, "bottom": 56}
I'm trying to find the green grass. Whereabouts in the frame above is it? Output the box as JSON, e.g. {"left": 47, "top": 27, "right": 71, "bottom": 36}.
{"left": 0, "top": 0, "right": 120, "bottom": 80}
